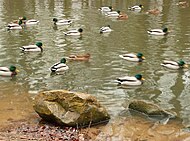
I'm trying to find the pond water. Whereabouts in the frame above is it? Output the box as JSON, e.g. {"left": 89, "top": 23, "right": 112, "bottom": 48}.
{"left": 0, "top": 0, "right": 190, "bottom": 128}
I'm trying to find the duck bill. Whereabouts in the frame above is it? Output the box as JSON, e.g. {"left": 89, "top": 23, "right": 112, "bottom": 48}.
{"left": 16, "top": 69, "right": 20, "bottom": 73}
{"left": 184, "top": 64, "right": 188, "bottom": 68}
{"left": 141, "top": 78, "right": 145, "bottom": 81}
{"left": 142, "top": 56, "right": 146, "bottom": 60}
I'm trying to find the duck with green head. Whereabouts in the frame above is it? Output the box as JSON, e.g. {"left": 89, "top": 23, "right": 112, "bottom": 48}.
{"left": 53, "top": 18, "right": 72, "bottom": 26}
{"left": 161, "top": 60, "right": 188, "bottom": 69}
{"left": 116, "top": 74, "right": 145, "bottom": 86}
{"left": 50, "top": 58, "right": 69, "bottom": 72}
{"left": 0, "top": 65, "right": 19, "bottom": 77}
{"left": 64, "top": 28, "right": 83, "bottom": 36}
{"left": 119, "top": 52, "right": 145, "bottom": 62}
{"left": 7, "top": 20, "right": 23, "bottom": 30}
{"left": 20, "top": 42, "right": 43, "bottom": 52}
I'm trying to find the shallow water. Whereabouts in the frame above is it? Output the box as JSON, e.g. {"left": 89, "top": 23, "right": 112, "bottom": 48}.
{"left": 0, "top": 0, "right": 190, "bottom": 129}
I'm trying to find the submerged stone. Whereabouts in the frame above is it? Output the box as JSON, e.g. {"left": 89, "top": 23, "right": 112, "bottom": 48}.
{"left": 33, "top": 90, "right": 110, "bottom": 127}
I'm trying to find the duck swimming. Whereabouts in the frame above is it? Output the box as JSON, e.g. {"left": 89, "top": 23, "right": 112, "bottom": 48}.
{"left": 119, "top": 53, "right": 145, "bottom": 62}
{"left": 147, "top": 28, "right": 168, "bottom": 36}
{"left": 53, "top": 18, "right": 72, "bottom": 26}
{"left": 20, "top": 16, "right": 39, "bottom": 25}
{"left": 6, "top": 20, "right": 23, "bottom": 30}
{"left": 67, "top": 53, "right": 90, "bottom": 61}
{"left": 116, "top": 74, "right": 145, "bottom": 86}
{"left": 50, "top": 58, "right": 69, "bottom": 72}
{"left": 0, "top": 65, "right": 19, "bottom": 77}
{"left": 128, "top": 5, "right": 143, "bottom": 11}
{"left": 161, "top": 60, "right": 188, "bottom": 69}
{"left": 105, "top": 10, "right": 120, "bottom": 17}
{"left": 99, "top": 6, "right": 113, "bottom": 12}
{"left": 64, "top": 28, "right": 83, "bottom": 36}
{"left": 100, "top": 25, "right": 112, "bottom": 33}
{"left": 20, "top": 42, "right": 43, "bottom": 52}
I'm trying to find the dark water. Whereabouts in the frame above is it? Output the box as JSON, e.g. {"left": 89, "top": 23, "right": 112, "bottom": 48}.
{"left": 0, "top": 0, "right": 190, "bottom": 127}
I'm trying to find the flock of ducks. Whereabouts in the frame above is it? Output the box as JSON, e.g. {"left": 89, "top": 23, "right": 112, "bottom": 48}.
{"left": 0, "top": 2, "right": 189, "bottom": 87}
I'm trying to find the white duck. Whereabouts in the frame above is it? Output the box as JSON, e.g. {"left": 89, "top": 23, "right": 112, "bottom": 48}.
{"left": 116, "top": 74, "right": 145, "bottom": 86}
{"left": 20, "top": 42, "right": 43, "bottom": 52}
{"left": 128, "top": 4, "right": 143, "bottom": 11}
{"left": 0, "top": 65, "right": 19, "bottom": 77}
{"left": 64, "top": 28, "right": 83, "bottom": 36}
{"left": 147, "top": 28, "right": 168, "bottom": 36}
{"left": 6, "top": 20, "right": 23, "bottom": 30}
{"left": 119, "top": 53, "right": 145, "bottom": 62}
{"left": 50, "top": 58, "right": 69, "bottom": 72}
{"left": 161, "top": 60, "right": 188, "bottom": 69}
{"left": 99, "top": 6, "right": 113, "bottom": 12}
{"left": 53, "top": 18, "right": 72, "bottom": 26}
{"left": 100, "top": 25, "right": 112, "bottom": 33}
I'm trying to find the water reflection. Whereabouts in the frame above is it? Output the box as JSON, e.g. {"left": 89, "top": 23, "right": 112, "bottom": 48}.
{"left": 0, "top": 0, "right": 190, "bottom": 126}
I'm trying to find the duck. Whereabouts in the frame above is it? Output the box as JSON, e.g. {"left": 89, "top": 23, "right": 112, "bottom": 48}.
{"left": 20, "top": 42, "right": 43, "bottom": 52}
{"left": 116, "top": 74, "right": 145, "bottom": 86}
{"left": 146, "top": 9, "right": 160, "bottom": 15}
{"left": 117, "top": 13, "right": 128, "bottom": 20}
{"left": 147, "top": 28, "right": 168, "bottom": 36}
{"left": 128, "top": 5, "right": 143, "bottom": 11}
{"left": 50, "top": 58, "right": 69, "bottom": 72}
{"left": 99, "top": 6, "right": 113, "bottom": 12}
{"left": 100, "top": 25, "right": 112, "bottom": 33}
{"left": 64, "top": 28, "right": 83, "bottom": 36}
{"left": 0, "top": 65, "right": 19, "bottom": 77}
{"left": 176, "top": 1, "right": 189, "bottom": 7}
{"left": 19, "top": 16, "right": 39, "bottom": 25}
{"left": 53, "top": 18, "right": 72, "bottom": 26}
{"left": 105, "top": 10, "right": 120, "bottom": 17}
{"left": 119, "top": 52, "right": 145, "bottom": 62}
{"left": 67, "top": 53, "right": 90, "bottom": 61}
{"left": 161, "top": 60, "right": 188, "bottom": 69}
{"left": 6, "top": 20, "right": 23, "bottom": 30}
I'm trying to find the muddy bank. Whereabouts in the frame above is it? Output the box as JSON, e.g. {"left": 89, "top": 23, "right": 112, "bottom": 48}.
{"left": 1, "top": 113, "right": 190, "bottom": 141}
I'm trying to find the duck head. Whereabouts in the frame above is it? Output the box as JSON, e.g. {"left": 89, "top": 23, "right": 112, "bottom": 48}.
{"left": 135, "top": 74, "right": 145, "bottom": 80}
{"left": 9, "top": 65, "right": 19, "bottom": 75}
{"left": 178, "top": 60, "right": 188, "bottom": 68}
{"left": 139, "top": 5, "right": 144, "bottom": 8}
{"left": 137, "top": 53, "right": 145, "bottom": 60}
{"left": 53, "top": 18, "right": 58, "bottom": 23}
{"left": 18, "top": 20, "right": 23, "bottom": 25}
{"left": 163, "top": 28, "right": 168, "bottom": 33}
{"left": 60, "top": 58, "right": 66, "bottom": 63}
{"left": 78, "top": 28, "right": 83, "bottom": 33}
{"left": 36, "top": 42, "right": 43, "bottom": 47}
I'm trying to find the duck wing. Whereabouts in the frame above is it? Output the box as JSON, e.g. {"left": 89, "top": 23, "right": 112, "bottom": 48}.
{"left": 117, "top": 76, "right": 137, "bottom": 82}
{"left": 161, "top": 60, "right": 178, "bottom": 66}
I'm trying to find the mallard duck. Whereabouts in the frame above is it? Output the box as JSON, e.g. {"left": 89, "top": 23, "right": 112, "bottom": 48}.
{"left": 161, "top": 60, "right": 188, "bottom": 69}
{"left": 100, "top": 25, "right": 112, "bottom": 33}
{"left": 99, "top": 6, "right": 113, "bottom": 12}
{"left": 119, "top": 53, "right": 145, "bottom": 62}
{"left": 20, "top": 42, "right": 43, "bottom": 52}
{"left": 128, "top": 5, "right": 143, "bottom": 11}
{"left": 6, "top": 20, "right": 23, "bottom": 30}
{"left": 176, "top": 1, "right": 189, "bottom": 7}
{"left": 0, "top": 65, "right": 19, "bottom": 77}
{"left": 146, "top": 9, "right": 160, "bottom": 15}
{"left": 67, "top": 53, "right": 90, "bottom": 61}
{"left": 64, "top": 28, "right": 83, "bottom": 36}
{"left": 117, "top": 13, "right": 128, "bottom": 20}
{"left": 53, "top": 18, "right": 72, "bottom": 26}
{"left": 24, "top": 19, "right": 39, "bottom": 25}
{"left": 116, "top": 74, "right": 145, "bottom": 86}
{"left": 50, "top": 58, "right": 69, "bottom": 72}
{"left": 106, "top": 10, "right": 120, "bottom": 17}
{"left": 147, "top": 28, "right": 168, "bottom": 36}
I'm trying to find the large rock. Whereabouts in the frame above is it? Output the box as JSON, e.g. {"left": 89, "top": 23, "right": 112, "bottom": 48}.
{"left": 128, "top": 100, "right": 176, "bottom": 120}
{"left": 33, "top": 90, "right": 110, "bottom": 127}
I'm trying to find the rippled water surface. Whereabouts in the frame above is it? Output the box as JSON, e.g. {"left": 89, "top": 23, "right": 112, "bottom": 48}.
{"left": 0, "top": 0, "right": 190, "bottom": 126}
